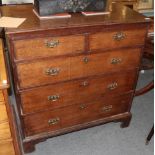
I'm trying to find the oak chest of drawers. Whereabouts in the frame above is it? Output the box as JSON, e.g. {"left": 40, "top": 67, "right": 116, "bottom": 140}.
{"left": 1, "top": 3, "right": 150, "bottom": 153}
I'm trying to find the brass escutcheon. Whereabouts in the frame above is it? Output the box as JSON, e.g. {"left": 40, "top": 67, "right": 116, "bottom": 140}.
{"left": 79, "top": 104, "right": 86, "bottom": 109}
{"left": 83, "top": 57, "right": 89, "bottom": 64}
{"left": 81, "top": 81, "right": 89, "bottom": 87}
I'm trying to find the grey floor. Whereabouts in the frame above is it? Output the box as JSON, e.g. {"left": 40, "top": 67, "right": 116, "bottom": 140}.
{"left": 26, "top": 70, "right": 154, "bottom": 155}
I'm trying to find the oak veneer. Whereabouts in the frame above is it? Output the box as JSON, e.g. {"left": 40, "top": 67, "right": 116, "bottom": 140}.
{"left": 1, "top": 3, "right": 150, "bottom": 154}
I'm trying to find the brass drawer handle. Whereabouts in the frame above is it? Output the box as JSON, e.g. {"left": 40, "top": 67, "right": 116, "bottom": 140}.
{"left": 81, "top": 81, "right": 89, "bottom": 87}
{"left": 111, "top": 58, "right": 122, "bottom": 64}
{"left": 48, "top": 117, "right": 60, "bottom": 125}
{"left": 107, "top": 82, "right": 118, "bottom": 90}
{"left": 102, "top": 105, "right": 113, "bottom": 112}
{"left": 45, "top": 68, "right": 60, "bottom": 76}
{"left": 83, "top": 57, "right": 89, "bottom": 64}
{"left": 48, "top": 95, "right": 60, "bottom": 101}
{"left": 113, "top": 32, "right": 126, "bottom": 41}
{"left": 45, "top": 40, "right": 59, "bottom": 48}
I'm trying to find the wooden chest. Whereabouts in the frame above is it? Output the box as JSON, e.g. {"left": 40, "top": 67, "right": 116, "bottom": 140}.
{"left": 1, "top": 3, "right": 150, "bottom": 153}
{"left": 0, "top": 39, "right": 21, "bottom": 155}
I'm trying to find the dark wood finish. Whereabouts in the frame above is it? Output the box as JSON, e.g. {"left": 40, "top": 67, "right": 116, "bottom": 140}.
{"left": 1, "top": 3, "right": 150, "bottom": 153}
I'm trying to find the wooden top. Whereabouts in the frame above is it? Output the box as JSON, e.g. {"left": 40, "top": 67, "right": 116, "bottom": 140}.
{"left": 0, "top": 39, "right": 9, "bottom": 89}
{"left": 0, "top": 3, "right": 149, "bottom": 34}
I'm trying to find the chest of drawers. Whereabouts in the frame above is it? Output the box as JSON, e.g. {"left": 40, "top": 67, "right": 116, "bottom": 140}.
{"left": 1, "top": 3, "right": 150, "bottom": 153}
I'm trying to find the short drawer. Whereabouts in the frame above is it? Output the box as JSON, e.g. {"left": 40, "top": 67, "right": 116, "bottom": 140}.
{"left": 16, "top": 48, "right": 140, "bottom": 89}
{"left": 13, "top": 35, "right": 85, "bottom": 60}
{"left": 90, "top": 28, "right": 146, "bottom": 51}
{"left": 0, "top": 103, "right": 8, "bottom": 122}
{"left": 0, "top": 139, "right": 15, "bottom": 155}
{"left": 0, "top": 121, "right": 11, "bottom": 140}
{"left": 23, "top": 93, "right": 131, "bottom": 136}
{"left": 20, "top": 70, "right": 136, "bottom": 114}
{"left": 17, "top": 57, "right": 70, "bottom": 89}
{"left": 70, "top": 48, "right": 141, "bottom": 79}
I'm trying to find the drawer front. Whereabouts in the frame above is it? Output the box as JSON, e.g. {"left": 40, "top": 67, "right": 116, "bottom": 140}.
{"left": 0, "top": 103, "right": 8, "bottom": 122}
{"left": 14, "top": 35, "right": 85, "bottom": 60}
{"left": 0, "top": 139, "right": 15, "bottom": 155}
{"left": 0, "top": 90, "right": 4, "bottom": 102}
{"left": 20, "top": 70, "right": 136, "bottom": 114}
{"left": 70, "top": 48, "right": 141, "bottom": 79}
{"left": 0, "top": 122, "right": 11, "bottom": 140}
{"left": 90, "top": 28, "right": 146, "bottom": 51}
{"left": 17, "top": 48, "right": 140, "bottom": 89}
{"left": 17, "top": 57, "right": 70, "bottom": 89}
{"left": 23, "top": 94, "right": 131, "bottom": 136}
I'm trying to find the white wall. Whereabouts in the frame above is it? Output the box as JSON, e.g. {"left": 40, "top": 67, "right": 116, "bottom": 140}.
{"left": 2, "top": 0, "right": 33, "bottom": 4}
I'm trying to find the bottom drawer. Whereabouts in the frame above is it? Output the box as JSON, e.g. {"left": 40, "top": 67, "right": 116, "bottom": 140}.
{"left": 0, "top": 139, "right": 15, "bottom": 155}
{"left": 23, "top": 94, "right": 132, "bottom": 137}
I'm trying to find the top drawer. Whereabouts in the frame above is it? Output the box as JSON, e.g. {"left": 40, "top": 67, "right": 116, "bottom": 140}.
{"left": 90, "top": 28, "right": 146, "bottom": 51}
{"left": 13, "top": 35, "right": 85, "bottom": 60}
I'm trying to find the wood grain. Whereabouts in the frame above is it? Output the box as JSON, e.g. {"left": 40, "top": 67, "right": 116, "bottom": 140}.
{"left": 0, "top": 139, "right": 15, "bottom": 155}
{"left": 20, "top": 70, "right": 136, "bottom": 114}
{"left": 90, "top": 28, "right": 146, "bottom": 50}
{"left": 14, "top": 35, "right": 85, "bottom": 60}
{"left": 0, "top": 121, "right": 11, "bottom": 140}
{"left": 0, "top": 39, "right": 9, "bottom": 89}
{"left": 0, "top": 103, "right": 8, "bottom": 123}
{"left": 23, "top": 93, "right": 131, "bottom": 136}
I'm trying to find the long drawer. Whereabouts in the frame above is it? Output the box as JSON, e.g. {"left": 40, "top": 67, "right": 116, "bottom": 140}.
{"left": 90, "top": 28, "right": 146, "bottom": 51}
{"left": 13, "top": 35, "right": 85, "bottom": 60}
{"left": 16, "top": 48, "right": 141, "bottom": 89}
{"left": 20, "top": 70, "right": 136, "bottom": 114}
{"left": 23, "top": 93, "right": 131, "bottom": 136}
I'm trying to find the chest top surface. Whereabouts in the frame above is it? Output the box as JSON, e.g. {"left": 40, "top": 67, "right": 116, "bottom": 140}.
{"left": 0, "top": 3, "right": 149, "bottom": 34}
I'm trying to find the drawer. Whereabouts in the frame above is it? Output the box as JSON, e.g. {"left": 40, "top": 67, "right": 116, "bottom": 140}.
{"left": 20, "top": 70, "right": 136, "bottom": 114}
{"left": 16, "top": 48, "right": 140, "bottom": 89}
{"left": 17, "top": 57, "right": 70, "bottom": 89}
{"left": 23, "top": 94, "right": 131, "bottom": 136}
{"left": 13, "top": 35, "right": 85, "bottom": 60}
{"left": 70, "top": 48, "right": 141, "bottom": 79}
{"left": 0, "top": 139, "right": 15, "bottom": 155}
{"left": 0, "top": 103, "right": 8, "bottom": 122}
{"left": 0, "top": 121, "right": 11, "bottom": 140}
{"left": 90, "top": 28, "right": 146, "bottom": 51}
{"left": 0, "top": 90, "right": 4, "bottom": 102}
